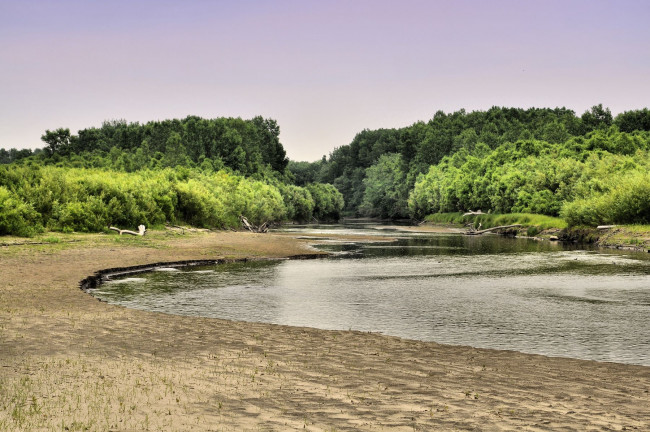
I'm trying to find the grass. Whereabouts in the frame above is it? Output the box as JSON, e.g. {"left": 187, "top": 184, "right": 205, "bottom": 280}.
{"left": 0, "top": 228, "right": 209, "bottom": 253}
{"left": 615, "top": 224, "right": 650, "bottom": 234}
{"left": 596, "top": 224, "right": 650, "bottom": 250}
{"left": 0, "top": 355, "right": 192, "bottom": 431}
{"left": 424, "top": 212, "right": 567, "bottom": 231}
{"left": 425, "top": 212, "right": 650, "bottom": 249}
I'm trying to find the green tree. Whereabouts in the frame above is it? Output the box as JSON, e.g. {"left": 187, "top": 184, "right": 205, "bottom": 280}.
{"left": 581, "top": 104, "right": 613, "bottom": 133}
{"left": 359, "top": 153, "right": 408, "bottom": 218}
{"left": 41, "top": 128, "right": 74, "bottom": 156}
{"left": 163, "top": 132, "right": 189, "bottom": 167}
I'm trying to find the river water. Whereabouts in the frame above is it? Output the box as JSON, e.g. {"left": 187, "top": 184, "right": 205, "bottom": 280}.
{"left": 91, "top": 223, "right": 650, "bottom": 366}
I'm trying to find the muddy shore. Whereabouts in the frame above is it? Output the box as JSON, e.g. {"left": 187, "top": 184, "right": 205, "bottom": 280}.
{"left": 1, "top": 230, "right": 648, "bottom": 431}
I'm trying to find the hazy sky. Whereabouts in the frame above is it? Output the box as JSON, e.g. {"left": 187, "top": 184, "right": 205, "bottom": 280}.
{"left": 1, "top": 0, "right": 649, "bottom": 161}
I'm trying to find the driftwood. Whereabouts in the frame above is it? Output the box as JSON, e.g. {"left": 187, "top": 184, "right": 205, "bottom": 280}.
{"left": 597, "top": 225, "right": 617, "bottom": 230}
{"left": 465, "top": 224, "right": 521, "bottom": 236}
{"left": 109, "top": 224, "right": 146, "bottom": 236}
{"left": 240, "top": 216, "right": 269, "bottom": 233}
{"left": 463, "top": 210, "right": 484, "bottom": 216}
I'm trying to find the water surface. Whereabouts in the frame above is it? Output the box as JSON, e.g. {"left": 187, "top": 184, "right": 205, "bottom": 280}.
{"left": 91, "top": 224, "right": 650, "bottom": 366}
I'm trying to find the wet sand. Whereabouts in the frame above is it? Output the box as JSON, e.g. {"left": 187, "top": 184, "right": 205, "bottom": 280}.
{"left": 1, "top": 231, "right": 648, "bottom": 431}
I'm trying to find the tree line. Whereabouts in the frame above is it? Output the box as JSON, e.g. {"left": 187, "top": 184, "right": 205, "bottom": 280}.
{"left": 289, "top": 106, "right": 650, "bottom": 225}
{"left": 5, "top": 115, "right": 289, "bottom": 176}
{"left": 0, "top": 164, "right": 344, "bottom": 237}
{"left": 409, "top": 128, "right": 650, "bottom": 225}
{"left": 3, "top": 107, "right": 650, "bottom": 236}
{"left": 0, "top": 115, "right": 344, "bottom": 236}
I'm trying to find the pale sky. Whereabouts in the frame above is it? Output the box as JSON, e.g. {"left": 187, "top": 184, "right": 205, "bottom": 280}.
{"left": 1, "top": 0, "right": 649, "bottom": 161}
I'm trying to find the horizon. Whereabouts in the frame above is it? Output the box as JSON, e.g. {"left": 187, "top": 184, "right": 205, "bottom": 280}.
{"left": 1, "top": 0, "right": 649, "bottom": 162}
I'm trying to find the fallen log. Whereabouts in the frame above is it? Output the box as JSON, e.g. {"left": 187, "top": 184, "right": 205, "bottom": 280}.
{"left": 109, "top": 224, "right": 146, "bottom": 236}
{"left": 463, "top": 210, "right": 484, "bottom": 216}
{"left": 465, "top": 224, "right": 521, "bottom": 235}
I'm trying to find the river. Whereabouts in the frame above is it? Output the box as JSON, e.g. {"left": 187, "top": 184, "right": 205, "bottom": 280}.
{"left": 91, "top": 223, "right": 650, "bottom": 366}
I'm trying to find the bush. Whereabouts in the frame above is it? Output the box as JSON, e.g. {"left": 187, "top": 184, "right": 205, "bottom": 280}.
{"left": 306, "top": 183, "right": 344, "bottom": 221}
{"left": 278, "top": 184, "right": 315, "bottom": 222}
{"left": 562, "top": 171, "right": 650, "bottom": 226}
{"left": 0, "top": 186, "right": 43, "bottom": 236}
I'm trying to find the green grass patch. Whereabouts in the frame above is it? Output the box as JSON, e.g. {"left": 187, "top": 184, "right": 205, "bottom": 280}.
{"left": 597, "top": 224, "right": 650, "bottom": 249}
{"left": 616, "top": 224, "right": 650, "bottom": 234}
{"left": 424, "top": 212, "right": 568, "bottom": 231}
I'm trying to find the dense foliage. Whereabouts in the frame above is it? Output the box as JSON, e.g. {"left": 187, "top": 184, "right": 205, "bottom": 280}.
{"left": 409, "top": 128, "right": 650, "bottom": 225}
{"left": 0, "top": 165, "right": 343, "bottom": 236}
{"left": 5, "top": 115, "right": 288, "bottom": 176}
{"left": 4, "top": 106, "right": 650, "bottom": 236}
{"left": 0, "top": 115, "right": 345, "bottom": 236}
{"left": 289, "top": 106, "right": 650, "bottom": 225}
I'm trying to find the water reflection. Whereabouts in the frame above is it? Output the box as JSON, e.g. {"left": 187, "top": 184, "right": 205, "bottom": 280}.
{"left": 92, "top": 224, "right": 650, "bottom": 366}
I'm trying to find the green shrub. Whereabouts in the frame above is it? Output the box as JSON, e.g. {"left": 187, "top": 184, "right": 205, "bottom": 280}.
{"left": 562, "top": 171, "right": 650, "bottom": 226}
{"left": 0, "top": 186, "right": 43, "bottom": 237}
{"left": 278, "top": 184, "right": 314, "bottom": 222}
{"left": 526, "top": 226, "right": 540, "bottom": 237}
{"left": 306, "top": 183, "right": 344, "bottom": 221}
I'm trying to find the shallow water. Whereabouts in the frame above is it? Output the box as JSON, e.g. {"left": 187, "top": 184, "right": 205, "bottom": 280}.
{"left": 92, "top": 224, "right": 650, "bottom": 366}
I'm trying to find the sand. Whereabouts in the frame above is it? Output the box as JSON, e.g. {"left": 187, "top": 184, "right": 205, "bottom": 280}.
{"left": 0, "top": 230, "right": 648, "bottom": 431}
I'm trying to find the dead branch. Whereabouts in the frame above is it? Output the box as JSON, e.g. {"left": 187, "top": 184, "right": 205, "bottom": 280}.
{"left": 465, "top": 224, "right": 521, "bottom": 236}
{"left": 240, "top": 216, "right": 269, "bottom": 233}
{"left": 240, "top": 215, "right": 254, "bottom": 232}
{"left": 109, "top": 224, "right": 146, "bottom": 236}
{"left": 463, "top": 210, "right": 484, "bottom": 216}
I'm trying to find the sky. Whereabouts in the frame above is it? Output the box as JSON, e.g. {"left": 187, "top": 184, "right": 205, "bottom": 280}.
{"left": 1, "top": 0, "right": 649, "bottom": 161}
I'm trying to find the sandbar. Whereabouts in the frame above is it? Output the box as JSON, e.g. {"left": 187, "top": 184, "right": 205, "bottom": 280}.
{"left": 0, "top": 231, "right": 648, "bottom": 431}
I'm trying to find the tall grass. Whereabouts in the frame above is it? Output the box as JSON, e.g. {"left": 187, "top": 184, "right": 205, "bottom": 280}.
{"left": 425, "top": 212, "right": 567, "bottom": 230}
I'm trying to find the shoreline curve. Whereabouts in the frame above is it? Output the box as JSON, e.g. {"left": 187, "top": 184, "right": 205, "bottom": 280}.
{"left": 1, "top": 230, "right": 648, "bottom": 431}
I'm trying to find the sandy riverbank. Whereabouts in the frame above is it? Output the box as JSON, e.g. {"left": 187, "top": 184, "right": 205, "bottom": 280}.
{"left": 1, "top": 230, "right": 648, "bottom": 431}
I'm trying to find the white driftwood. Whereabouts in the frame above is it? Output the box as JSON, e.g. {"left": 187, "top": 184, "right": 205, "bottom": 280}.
{"left": 240, "top": 216, "right": 269, "bottom": 233}
{"left": 465, "top": 224, "right": 521, "bottom": 236}
{"left": 240, "top": 215, "right": 254, "bottom": 232}
{"left": 463, "top": 210, "right": 484, "bottom": 216}
{"left": 109, "top": 225, "right": 146, "bottom": 236}
{"left": 597, "top": 225, "right": 617, "bottom": 230}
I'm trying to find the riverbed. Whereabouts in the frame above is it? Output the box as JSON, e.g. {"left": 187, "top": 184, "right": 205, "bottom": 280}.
{"left": 2, "top": 229, "right": 649, "bottom": 431}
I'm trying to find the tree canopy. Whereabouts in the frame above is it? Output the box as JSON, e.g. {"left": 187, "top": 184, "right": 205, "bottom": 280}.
{"left": 3, "top": 106, "right": 650, "bottom": 236}
{"left": 0, "top": 115, "right": 344, "bottom": 236}
{"left": 288, "top": 106, "right": 650, "bottom": 225}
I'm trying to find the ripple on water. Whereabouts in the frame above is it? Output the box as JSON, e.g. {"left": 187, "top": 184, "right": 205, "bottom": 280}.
{"left": 105, "top": 277, "right": 147, "bottom": 284}
{"left": 92, "top": 224, "right": 650, "bottom": 366}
